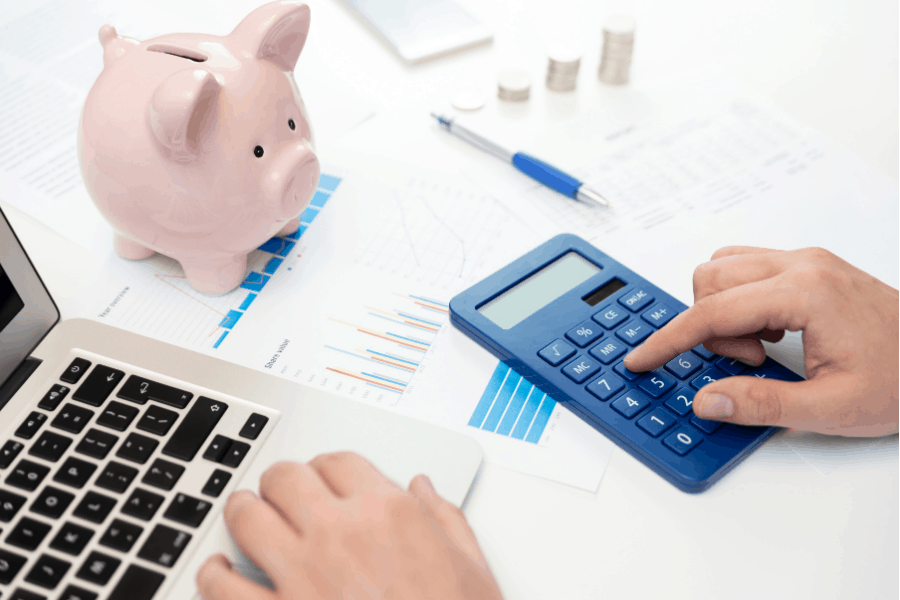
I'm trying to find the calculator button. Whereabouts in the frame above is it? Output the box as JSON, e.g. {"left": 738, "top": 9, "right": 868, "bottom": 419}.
{"left": 239, "top": 413, "right": 269, "bottom": 440}
{"left": 691, "top": 345, "right": 717, "bottom": 360}
{"left": 610, "top": 390, "right": 651, "bottom": 419}
{"left": 60, "top": 358, "right": 91, "bottom": 384}
{"left": 538, "top": 339, "right": 576, "bottom": 366}
{"left": 588, "top": 339, "right": 627, "bottom": 364}
{"left": 663, "top": 426, "right": 703, "bottom": 455}
{"left": 613, "top": 361, "right": 641, "bottom": 381}
{"left": 562, "top": 355, "right": 601, "bottom": 383}
{"left": 565, "top": 320, "right": 603, "bottom": 347}
{"left": 15, "top": 411, "right": 47, "bottom": 440}
{"left": 637, "top": 408, "right": 677, "bottom": 437}
{"left": 637, "top": 371, "right": 677, "bottom": 398}
{"left": 585, "top": 373, "right": 625, "bottom": 401}
{"left": 592, "top": 305, "right": 628, "bottom": 329}
{"left": 615, "top": 321, "right": 654, "bottom": 346}
{"left": 72, "top": 365, "right": 125, "bottom": 407}
{"left": 76, "top": 550, "right": 120, "bottom": 585}
{"left": 691, "top": 416, "right": 724, "bottom": 434}
{"left": 0, "top": 440, "right": 24, "bottom": 469}
{"left": 618, "top": 288, "right": 655, "bottom": 312}
{"left": 690, "top": 367, "right": 728, "bottom": 390}
{"left": 664, "top": 352, "right": 703, "bottom": 379}
{"left": 745, "top": 362, "right": 796, "bottom": 381}
{"left": 73, "top": 491, "right": 117, "bottom": 524}
{"left": 30, "top": 486, "right": 75, "bottom": 519}
{"left": 38, "top": 384, "right": 70, "bottom": 411}
{"left": 664, "top": 388, "right": 696, "bottom": 417}
{"left": 53, "top": 457, "right": 97, "bottom": 490}
{"left": 49, "top": 522, "right": 94, "bottom": 556}
{"left": 715, "top": 356, "right": 747, "bottom": 376}
{"left": 641, "top": 303, "right": 677, "bottom": 327}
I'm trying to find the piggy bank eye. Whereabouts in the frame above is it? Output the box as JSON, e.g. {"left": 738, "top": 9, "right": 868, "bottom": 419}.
{"left": 288, "top": 119, "right": 296, "bottom": 131}
{"left": 253, "top": 145, "right": 264, "bottom": 158}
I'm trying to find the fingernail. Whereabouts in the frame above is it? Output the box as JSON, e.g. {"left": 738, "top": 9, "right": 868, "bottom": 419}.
{"left": 697, "top": 393, "right": 734, "bottom": 419}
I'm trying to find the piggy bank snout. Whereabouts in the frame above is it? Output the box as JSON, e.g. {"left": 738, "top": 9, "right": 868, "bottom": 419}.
{"left": 263, "top": 142, "right": 320, "bottom": 220}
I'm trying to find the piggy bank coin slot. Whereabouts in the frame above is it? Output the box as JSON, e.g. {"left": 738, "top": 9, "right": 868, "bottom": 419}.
{"left": 147, "top": 44, "right": 208, "bottom": 63}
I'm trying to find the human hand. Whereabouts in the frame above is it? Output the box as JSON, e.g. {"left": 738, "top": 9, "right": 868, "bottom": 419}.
{"left": 624, "top": 246, "right": 899, "bottom": 436}
{"left": 196, "top": 452, "right": 502, "bottom": 600}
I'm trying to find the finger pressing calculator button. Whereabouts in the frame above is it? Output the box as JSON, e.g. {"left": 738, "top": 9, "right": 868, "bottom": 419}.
{"left": 637, "top": 408, "right": 677, "bottom": 437}
{"left": 591, "top": 305, "right": 628, "bottom": 329}
{"left": 664, "top": 388, "right": 696, "bottom": 417}
{"left": 690, "top": 367, "right": 728, "bottom": 390}
{"left": 638, "top": 371, "right": 677, "bottom": 398}
{"left": 562, "top": 355, "right": 601, "bottom": 383}
{"left": 691, "top": 345, "right": 717, "bottom": 360}
{"left": 664, "top": 352, "right": 703, "bottom": 379}
{"left": 618, "top": 288, "right": 655, "bottom": 312}
{"left": 565, "top": 321, "right": 603, "bottom": 347}
{"left": 663, "top": 426, "right": 703, "bottom": 456}
{"left": 610, "top": 390, "right": 651, "bottom": 418}
{"left": 538, "top": 339, "right": 576, "bottom": 366}
{"left": 586, "top": 373, "right": 625, "bottom": 401}
{"left": 715, "top": 356, "right": 747, "bottom": 375}
{"left": 615, "top": 321, "right": 654, "bottom": 346}
{"left": 745, "top": 361, "right": 796, "bottom": 381}
{"left": 588, "top": 339, "right": 627, "bottom": 364}
{"left": 641, "top": 303, "right": 677, "bottom": 327}
{"left": 613, "top": 361, "right": 641, "bottom": 381}
{"left": 690, "top": 416, "right": 723, "bottom": 434}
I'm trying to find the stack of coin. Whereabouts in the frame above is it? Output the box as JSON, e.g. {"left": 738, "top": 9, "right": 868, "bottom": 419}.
{"left": 545, "top": 47, "right": 581, "bottom": 92}
{"left": 598, "top": 15, "right": 635, "bottom": 85}
{"left": 498, "top": 71, "right": 531, "bottom": 102}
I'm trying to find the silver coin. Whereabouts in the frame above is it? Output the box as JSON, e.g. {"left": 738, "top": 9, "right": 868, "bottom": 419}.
{"left": 603, "top": 15, "right": 636, "bottom": 36}
{"left": 498, "top": 71, "right": 531, "bottom": 102}
{"left": 450, "top": 87, "right": 486, "bottom": 111}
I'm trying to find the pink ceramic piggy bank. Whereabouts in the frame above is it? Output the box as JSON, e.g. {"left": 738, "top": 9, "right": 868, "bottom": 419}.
{"left": 79, "top": 1, "right": 320, "bottom": 294}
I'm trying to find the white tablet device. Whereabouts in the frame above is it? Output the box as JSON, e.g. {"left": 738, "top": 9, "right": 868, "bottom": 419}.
{"left": 339, "top": 0, "right": 492, "bottom": 64}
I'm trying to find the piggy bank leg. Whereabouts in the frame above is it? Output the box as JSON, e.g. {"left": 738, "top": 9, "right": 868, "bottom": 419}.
{"left": 277, "top": 217, "right": 301, "bottom": 237}
{"left": 181, "top": 255, "right": 248, "bottom": 295}
{"left": 115, "top": 235, "right": 155, "bottom": 260}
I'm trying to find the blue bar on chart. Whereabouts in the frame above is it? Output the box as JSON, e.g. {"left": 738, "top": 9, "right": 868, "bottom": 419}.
{"left": 239, "top": 293, "right": 257, "bottom": 310}
{"left": 318, "top": 174, "right": 341, "bottom": 191}
{"left": 468, "top": 362, "right": 557, "bottom": 444}
{"left": 219, "top": 310, "right": 242, "bottom": 329}
{"left": 240, "top": 272, "right": 270, "bottom": 292}
{"left": 264, "top": 257, "right": 282, "bottom": 274}
{"left": 309, "top": 190, "right": 330, "bottom": 208}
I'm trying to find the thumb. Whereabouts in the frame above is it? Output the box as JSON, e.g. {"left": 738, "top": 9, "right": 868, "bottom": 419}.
{"left": 694, "top": 374, "right": 839, "bottom": 429}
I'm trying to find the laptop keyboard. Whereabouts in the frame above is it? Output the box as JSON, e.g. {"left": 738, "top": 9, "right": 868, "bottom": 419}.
{"left": 0, "top": 353, "right": 278, "bottom": 600}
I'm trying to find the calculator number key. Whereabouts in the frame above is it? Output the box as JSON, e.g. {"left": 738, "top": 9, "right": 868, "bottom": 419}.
{"left": 537, "top": 339, "right": 576, "bottom": 366}
{"left": 664, "top": 352, "right": 702, "bottom": 379}
{"left": 610, "top": 390, "right": 651, "bottom": 419}
{"left": 637, "top": 408, "right": 677, "bottom": 437}
{"left": 691, "top": 367, "right": 728, "bottom": 390}
{"left": 615, "top": 321, "right": 654, "bottom": 346}
{"left": 562, "top": 355, "right": 600, "bottom": 383}
{"left": 613, "top": 361, "right": 641, "bottom": 381}
{"left": 638, "top": 371, "right": 677, "bottom": 398}
{"left": 618, "top": 288, "right": 655, "bottom": 312}
{"left": 586, "top": 373, "right": 625, "bottom": 401}
{"left": 641, "top": 303, "right": 677, "bottom": 327}
{"left": 592, "top": 305, "right": 628, "bottom": 330}
{"left": 663, "top": 426, "right": 703, "bottom": 456}
{"left": 588, "top": 339, "right": 627, "bottom": 364}
{"left": 664, "top": 388, "right": 696, "bottom": 417}
{"left": 565, "top": 321, "right": 603, "bottom": 347}
{"left": 691, "top": 416, "right": 723, "bottom": 434}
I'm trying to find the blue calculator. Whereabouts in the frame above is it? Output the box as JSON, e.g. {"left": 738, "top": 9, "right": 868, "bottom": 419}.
{"left": 449, "top": 234, "right": 802, "bottom": 493}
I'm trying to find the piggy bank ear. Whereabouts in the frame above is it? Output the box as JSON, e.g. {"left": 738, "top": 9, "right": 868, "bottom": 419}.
{"left": 230, "top": 2, "right": 311, "bottom": 72}
{"left": 148, "top": 69, "right": 219, "bottom": 161}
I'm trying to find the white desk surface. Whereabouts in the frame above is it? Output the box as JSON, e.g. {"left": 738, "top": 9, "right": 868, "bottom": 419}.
{"left": 5, "top": 0, "right": 898, "bottom": 598}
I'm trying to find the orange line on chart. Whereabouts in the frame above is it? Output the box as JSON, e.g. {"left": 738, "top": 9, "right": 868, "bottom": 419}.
{"left": 414, "top": 301, "right": 449, "bottom": 313}
{"left": 325, "top": 367, "right": 405, "bottom": 392}
{"left": 367, "top": 355, "right": 417, "bottom": 372}
{"left": 403, "top": 319, "right": 439, "bottom": 332}
{"left": 365, "top": 306, "right": 441, "bottom": 333}
{"left": 329, "top": 319, "right": 429, "bottom": 351}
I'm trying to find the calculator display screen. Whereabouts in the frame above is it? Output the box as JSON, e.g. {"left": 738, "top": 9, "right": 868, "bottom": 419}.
{"left": 478, "top": 252, "right": 600, "bottom": 329}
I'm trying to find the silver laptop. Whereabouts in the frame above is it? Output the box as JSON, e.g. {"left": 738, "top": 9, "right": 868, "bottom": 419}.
{"left": 0, "top": 208, "right": 483, "bottom": 600}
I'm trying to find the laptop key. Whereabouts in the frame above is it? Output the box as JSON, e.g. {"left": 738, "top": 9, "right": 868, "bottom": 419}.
{"left": 163, "top": 397, "right": 228, "bottom": 461}
{"left": 137, "top": 524, "right": 192, "bottom": 568}
{"left": 72, "top": 365, "right": 125, "bottom": 407}
{"left": 142, "top": 458, "right": 185, "bottom": 491}
{"left": 24, "top": 553, "right": 70, "bottom": 589}
{"left": 0, "top": 489, "right": 26, "bottom": 522}
{"left": 9, "top": 588, "right": 47, "bottom": 600}
{"left": 201, "top": 469, "right": 232, "bottom": 498}
{"left": 7, "top": 516, "right": 52, "bottom": 550}
{"left": 99, "top": 518, "right": 143, "bottom": 553}
{"left": 60, "top": 358, "right": 91, "bottom": 384}
{"left": 75, "top": 429, "right": 119, "bottom": 460}
{"left": 76, "top": 550, "right": 120, "bottom": 586}
{"left": 116, "top": 433, "right": 159, "bottom": 465}
{"left": 72, "top": 491, "right": 117, "bottom": 524}
{"left": 53, "top": 457, "right": 97, "bottom": 489}
{"left": 117, "top": 376, "right": 193, "bottom": 409}
{"left": 38, "top": 384, "right": 70, "bottom": 411}
{"left": 107, "top": 564, "right": 166, "bottom": 600}
{"left": 49, "top": 521, "right": 94, "bottom": 556}
{"left": 221, "top": 440, "right": 251, "bottom": 468}
{"left": 0, "top": 440, "right": 25, "bottom": 469}
{"left": 202, "top": 435, "right": 232, "bottom": 463}
{"left": 239, "top": 413, "right": 269, "bottom": 440}
{"left": 14, "top": 411, "right": 48, "bottom": 440}
{"left": 0, "top": 547, "right": 27, "bottom": 584}
{"left": 122, "top": 488, "right": 164, "bottom": 521}
{"left": 51, "top": 404, "right": 94, "bottom": 435}
{"left": 96, "top": 461, "right": 139, "bottom": 494}
{"left": 7, "top": 459, "right": 50, "bottom": 491}
{"left": 164, "top": 493, "right": 211, "bottom": 528}
{"left": 96, "top": 401, "right": 139, "bottom": 432}
{"left": 30, "top": 486, "right": 75, "bottom": 519}
{"left": 136, "top": 405, "right": 179, "bottom": 436}
{"left": 59, "top": 585, "right": 98, "bottom": 600}
{"left": 28, "top": 431, "right": 73, "bottom": 462}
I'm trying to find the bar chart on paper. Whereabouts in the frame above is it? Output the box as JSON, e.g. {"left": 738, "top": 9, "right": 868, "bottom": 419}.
{"left": 469, "top": 362, "right": 557, "bottom": 445}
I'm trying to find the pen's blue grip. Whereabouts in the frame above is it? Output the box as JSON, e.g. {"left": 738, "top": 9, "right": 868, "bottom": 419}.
{"left": 512, "top": 152, "right": 581, "bottom": 198}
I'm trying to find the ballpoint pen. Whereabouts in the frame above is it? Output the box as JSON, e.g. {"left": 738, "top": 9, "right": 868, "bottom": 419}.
{"left": 431, "top": 113, "right": 610, "bottom": 209}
